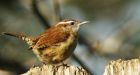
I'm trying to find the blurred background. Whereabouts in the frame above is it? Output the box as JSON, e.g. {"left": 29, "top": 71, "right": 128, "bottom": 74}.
{"left": 0, "top": 0, "right": 140, "bottom": 75}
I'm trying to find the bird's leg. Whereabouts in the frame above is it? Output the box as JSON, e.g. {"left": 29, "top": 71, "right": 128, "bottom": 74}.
{"left": 31, "top": 63, "right": 41, "bottom": 68}
{"left": 61, "top": 62, "right": 69, "bottom": 67}
{"left": 31, "top": 64, "right": 36, "bottom": 68}
{"left": 41, "top": 61, "right": 47, "bottom": 65}
{"left": 53, "top": 62, "right": 69, "bottom": 72}
{"left": 54, "top": 62, "right": 69, "bottom": 68}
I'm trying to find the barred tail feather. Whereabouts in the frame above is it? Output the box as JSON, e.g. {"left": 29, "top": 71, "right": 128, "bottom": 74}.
{"left": 1, "top": 32, "right": 34, "bottom": 46}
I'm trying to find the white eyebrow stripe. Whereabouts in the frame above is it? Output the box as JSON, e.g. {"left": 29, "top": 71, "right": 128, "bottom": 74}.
{"left": 58, "top": 21, "right": 74, "bottom": 24}
{"left": 56, "top": 21, "right": 74, "bottom": 26}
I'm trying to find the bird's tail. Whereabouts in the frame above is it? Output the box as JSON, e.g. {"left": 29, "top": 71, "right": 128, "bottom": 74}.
{"left": 0, "top": 32, "right": 34, "bottom": 46}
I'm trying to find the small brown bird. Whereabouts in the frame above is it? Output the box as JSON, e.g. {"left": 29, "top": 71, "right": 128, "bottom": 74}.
{"left": 1, "top": 19, "right": 88, "bottom": 64}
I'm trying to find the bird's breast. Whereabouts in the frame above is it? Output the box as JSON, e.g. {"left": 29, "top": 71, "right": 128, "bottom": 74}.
{"left": 33, "top": 33, "right": 77, "bottom": 64}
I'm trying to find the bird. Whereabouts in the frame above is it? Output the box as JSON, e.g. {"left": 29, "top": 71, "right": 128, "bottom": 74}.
{"left": 0, "top": 19, "right": 88, "bottom": 64}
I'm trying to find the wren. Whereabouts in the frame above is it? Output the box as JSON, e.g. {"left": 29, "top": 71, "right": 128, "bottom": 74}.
{"left": 1, "top": 19, "right": 88, "bottom": 64}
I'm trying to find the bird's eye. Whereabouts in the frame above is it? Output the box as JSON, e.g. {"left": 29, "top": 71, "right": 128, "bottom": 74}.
{"left": 70, "top": 22, "right": 75, "bottom": 25}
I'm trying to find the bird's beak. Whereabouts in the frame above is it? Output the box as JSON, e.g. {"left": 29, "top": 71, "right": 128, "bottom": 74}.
{"left": 78, "top": 21, "right": 89, "bottom": 26}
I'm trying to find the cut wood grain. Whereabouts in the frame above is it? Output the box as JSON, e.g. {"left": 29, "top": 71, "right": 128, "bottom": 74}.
{"left": 103, "top": 58, "right": 140, "bottom": 75}
{"left": 21, "top": 64, "right": 90, "bottom": 75}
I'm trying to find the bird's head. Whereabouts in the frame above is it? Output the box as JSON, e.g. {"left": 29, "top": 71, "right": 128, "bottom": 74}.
{"left": 55, "top": 19, "right": 88, "bottom": 32}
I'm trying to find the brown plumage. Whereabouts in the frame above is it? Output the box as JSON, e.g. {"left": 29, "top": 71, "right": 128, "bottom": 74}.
{"left": 1, "top": 19, "right": 88, "bottom": 64}
{"left": 34, "top": 27, "right": 70, "bottom": 49}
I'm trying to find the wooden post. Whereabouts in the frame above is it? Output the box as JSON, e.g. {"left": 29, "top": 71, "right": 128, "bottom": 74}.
{"left": 21, "top": 64, "right": 90, "bottom": 75}
{"left": 22, "top": 58, "right": 140, "bottom": 75}
{"left": 103, "top": 58, "right": 140, "bottom": 75}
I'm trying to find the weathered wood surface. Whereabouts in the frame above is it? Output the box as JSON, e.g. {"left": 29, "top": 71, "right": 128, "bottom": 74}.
{"left": 21, "top": 64, "right": 90, "bottom": 75}
{"left": 103, "top": 58, "right": 140, "bottom": 75}
{"left": 22, "top": 58, "right": 140, "bottom": 75}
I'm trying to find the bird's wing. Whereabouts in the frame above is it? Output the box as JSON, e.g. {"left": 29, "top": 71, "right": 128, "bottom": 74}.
{"left": 34, "top": 27, "right": 70, "bottom": 49}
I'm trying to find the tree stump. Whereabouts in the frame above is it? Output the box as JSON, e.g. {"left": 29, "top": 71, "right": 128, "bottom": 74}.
{"left": 103, "top": 58, "right": 140, "bottom": 75}
{"left": 21, "top": 64, "right": 90, "bottom": 75}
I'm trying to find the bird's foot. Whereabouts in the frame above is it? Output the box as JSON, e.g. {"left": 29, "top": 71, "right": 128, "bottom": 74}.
{"left": 31, "top": 64, "right": 40, "bottom": 68}
{"left": 54, "top": 62, "right": 69, "bottom": 68}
